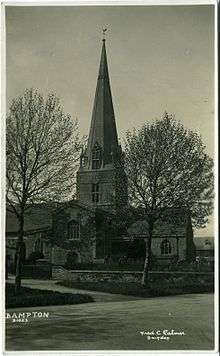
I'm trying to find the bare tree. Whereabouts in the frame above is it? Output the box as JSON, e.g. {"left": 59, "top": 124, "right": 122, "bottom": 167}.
{"left": 124, "top": 113, "right": 214, "bottom": 286}
{"left": 6, "top": 88, "right": 82, "bottom": 293}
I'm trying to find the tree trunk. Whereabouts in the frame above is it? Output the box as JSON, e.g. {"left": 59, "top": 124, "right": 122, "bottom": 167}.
{"left": 15, "top": 213, "right": 25, "bottom": 294}
{"left": 141, "top": 222, "right": 153, "bottom": 287}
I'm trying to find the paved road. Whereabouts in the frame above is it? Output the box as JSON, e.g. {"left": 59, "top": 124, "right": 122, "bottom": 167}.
{"left": 6, "top": 293, "right": 214, "bottom": 351}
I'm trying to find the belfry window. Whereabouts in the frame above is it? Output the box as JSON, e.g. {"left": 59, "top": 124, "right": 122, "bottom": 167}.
{"left": 92, "top": 143, "right": 102, "bottom": 170}
{"left": 92, "top": 183, "right": 99, "bottom": 203}
{"left": 160, "top": 239, "right": 172, "bottom": 255}
{"left": 68, "top": 220, "right": 80, "bottom": 240}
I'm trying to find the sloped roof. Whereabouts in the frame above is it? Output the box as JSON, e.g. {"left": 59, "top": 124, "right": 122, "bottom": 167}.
{"left": 128, "top": 208, "right": 189, "bottom": 237}
{"left": 6, "top": 204, "right": 53, "bottom": 234}
{"left": 6, "top": 200, "right": 95, "bottom": 235}
{"left": 153, "top": 222, "right": 187, "bottom": 237}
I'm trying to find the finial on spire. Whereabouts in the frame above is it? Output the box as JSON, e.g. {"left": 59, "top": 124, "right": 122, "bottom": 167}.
{"left": 102, "top": 27, "right": 108, "bottom": 41}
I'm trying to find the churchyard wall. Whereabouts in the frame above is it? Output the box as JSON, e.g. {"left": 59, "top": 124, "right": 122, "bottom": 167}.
{"left": 52, "top": 266, "right": 214, "bottom": 284}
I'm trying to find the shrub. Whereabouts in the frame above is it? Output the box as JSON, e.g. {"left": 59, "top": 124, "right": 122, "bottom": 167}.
{"left": 64, "top": 262, "right": 144, "bottom": 271}
{"left": 64, "top": 251, "right": 80, "bottom": 269}
{"left": 25, "top": 251, "right": 44, "bottom": 265}
{"left": 58, "top": 273, "right": 214, "bottom": 298}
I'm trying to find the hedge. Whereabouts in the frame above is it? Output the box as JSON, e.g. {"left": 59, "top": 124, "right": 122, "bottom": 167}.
{"left": 6, "top": 283, "right": 94, "bottom": 308}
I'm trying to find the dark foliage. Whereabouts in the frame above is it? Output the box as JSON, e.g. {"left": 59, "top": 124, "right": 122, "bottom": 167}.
{"left": 6, "top": 283, "right": 94, "bottom": 308}
{"left": 64, "top": 262, "right": 144, "bottom": 271}
{"left": 25, "top": 251, "right": 44, "bottom": 264}
{"left": 59, "top": 274, "right": 214, "bottom": 298}
{"left": 65, "top": 251, "right": 81, "bottom": 269}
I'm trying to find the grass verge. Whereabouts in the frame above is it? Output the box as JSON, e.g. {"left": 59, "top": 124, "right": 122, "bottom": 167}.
{"left": 6, "top": 283, "right": 94, "bottom": 308}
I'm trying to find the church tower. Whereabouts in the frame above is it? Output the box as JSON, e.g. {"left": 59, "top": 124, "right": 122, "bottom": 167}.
{"left": 77, "top": 37, "right": 127, "bottom": 211}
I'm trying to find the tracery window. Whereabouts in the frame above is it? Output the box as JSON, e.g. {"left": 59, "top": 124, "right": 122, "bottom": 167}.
{"left": 160, "top": 239, "right": 172, "bottom": 255}
{"left": 68, "top": 220, "right": 80, "bottom": 240}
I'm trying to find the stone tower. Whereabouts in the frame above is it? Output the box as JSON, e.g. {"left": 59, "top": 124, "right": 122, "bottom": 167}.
{"left": 77, "top": 38, "right": 127, "bottom": 211}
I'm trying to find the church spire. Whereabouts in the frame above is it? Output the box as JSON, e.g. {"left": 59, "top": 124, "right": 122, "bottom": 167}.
{"left": 85, "top": 36, "right": 119, "bottom": 168}
{"left": 77, "top": 36, "right": 128, "bottom": 210}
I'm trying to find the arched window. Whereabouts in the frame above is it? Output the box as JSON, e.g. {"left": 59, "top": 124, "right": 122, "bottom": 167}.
{"left": 80, "top": 154, "right": 88, "bottom": 168}
{"left": 92, "top": 183, "right": 99, "bottom": 203}
{"left": 92, "top": 143, "right": 102, "bottom": 170}
{"left": 68, "top": 220, "right": 80, "bottom": 240}
{"left": 160, "top": 239, "right": 172, "bottom": 255}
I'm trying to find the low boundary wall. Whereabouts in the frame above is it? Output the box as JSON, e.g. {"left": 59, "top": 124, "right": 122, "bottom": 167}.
{"left": 52, "top": 266, "right": 214, "bottom": 283}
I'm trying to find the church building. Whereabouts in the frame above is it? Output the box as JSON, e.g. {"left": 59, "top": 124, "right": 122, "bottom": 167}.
{"left": 6, "top": 37, "right": 196, "bottom": 269}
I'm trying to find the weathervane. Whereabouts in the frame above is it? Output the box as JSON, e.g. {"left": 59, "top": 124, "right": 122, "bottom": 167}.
{"left": 102, "top": 27, "right": 108, "bottom": 40}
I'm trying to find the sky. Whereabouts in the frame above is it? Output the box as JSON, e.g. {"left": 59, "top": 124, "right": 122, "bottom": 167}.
{"left": 5, "top": 5, "right": 215, "bottom": 237}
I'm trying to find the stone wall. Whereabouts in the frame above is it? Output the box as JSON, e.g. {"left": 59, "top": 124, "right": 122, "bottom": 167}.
{"left": 51, "top": 246, "right": 70, "bottom": 265}
{"left": 77, "top": 169, "right": 116, "bottom": 208}
{"left": 7, "top": 232, "right": 53, "bottom": 263}
{"left": 52, "top": 203, "right": 96, "bottom": 264}
{"left": 151, "top": 236, "right": 186, "bottom": 260}
{"left": 22, "top": 264, "right": 52, "bottom": 279}
{"left": 6, "top": 234, "right": 42, "bottom": 262}
{"left": 52, "top": 267, "right": 214, "bottom": 284}
{"left": 52, "top": 267, "right": 142, "bottom": 282}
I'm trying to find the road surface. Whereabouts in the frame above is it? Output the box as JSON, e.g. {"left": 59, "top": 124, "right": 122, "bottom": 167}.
{"left": 5, "top": 293, "right": 214, "bottom": 351}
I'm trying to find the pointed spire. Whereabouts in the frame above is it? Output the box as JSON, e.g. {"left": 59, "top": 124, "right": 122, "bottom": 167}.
{"left": 102, "top": 27, "right": 107, "bottom": 41}
{"left": 85, "top": 36, "right": 119, "bottom": 168}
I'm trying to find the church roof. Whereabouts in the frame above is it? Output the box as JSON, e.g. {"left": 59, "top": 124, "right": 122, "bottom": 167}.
{"left": 85, "top": 39, "right": 119, "bottom": 166}
{"left": 6, "top": 205, "right": 53, "bottom": 235}
{"left": 127, "top": 207, "right": 191, "bottom": 238}
{"left": 6, "top": 200, "right": 94, "bottom": 235}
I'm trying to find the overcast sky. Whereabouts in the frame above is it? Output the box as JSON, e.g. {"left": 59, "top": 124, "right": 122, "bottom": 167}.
{"left": 6, "top": 5, "right": 215, "bottom": 236}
